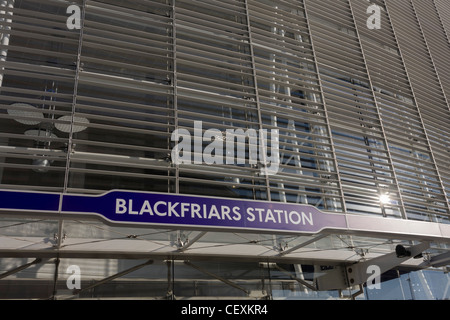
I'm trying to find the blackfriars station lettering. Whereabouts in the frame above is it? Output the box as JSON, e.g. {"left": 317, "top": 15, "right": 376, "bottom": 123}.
{"left": 60, "top": 190, "right": 349, "bottom": 233}
{"left": 115, "top": 198, "right": 314, "bottom": 226}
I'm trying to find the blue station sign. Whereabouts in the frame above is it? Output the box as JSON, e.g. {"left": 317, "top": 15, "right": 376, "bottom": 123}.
{"left": 0, "top": 189, "right": 347, "bottom": 234}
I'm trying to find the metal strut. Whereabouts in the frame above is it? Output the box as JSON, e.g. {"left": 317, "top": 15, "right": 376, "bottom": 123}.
{"left": 70, "top": 259, "right": 154, "bottom": 296}
{"left": 0, "top": 258, "right": 42, "bottom": 280}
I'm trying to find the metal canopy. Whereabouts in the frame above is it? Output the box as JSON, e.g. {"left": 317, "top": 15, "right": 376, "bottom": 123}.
{"left": 0, "top": 212, "right": 449, "bottom": 267}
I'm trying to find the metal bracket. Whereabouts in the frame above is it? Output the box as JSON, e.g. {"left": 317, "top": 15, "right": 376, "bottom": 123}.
{"left": 421, "top": 251, "right": 450, "bottom": 268}
{"left": 315, "top": 242, "right": 430, "bottom": 290}
{"left": 177, "top": 231, "right": 207, "bottom": 252}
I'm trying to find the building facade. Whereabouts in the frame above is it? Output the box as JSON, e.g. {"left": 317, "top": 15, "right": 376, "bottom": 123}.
{"left": 0, "top": 0, "right": 449, "bottom": 299}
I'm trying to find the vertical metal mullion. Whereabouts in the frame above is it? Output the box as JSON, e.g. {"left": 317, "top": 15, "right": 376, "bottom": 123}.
{"left": 0, "top": 0, "right": 14, "bottom": 88}
{"left": 347, "top": 0, "right": 406, "bottom": 219}
{"left": 63, "top": 0, "right": 86, "bottom": 194}
{"left": 383, "top": 0, "right": 450, "bottom": 218}
{"left": 411, "top": 0, "right": 450, "bottom": 113}
{"left": 436, "top": 2, "right": 450, "bottom": 38}
{"left": 303, "top": 0, "right": 346, "bottom": 213}
{"left": 58, "top": 0, "right": 87, "bottom": 250}
{"left": 171, "top": 0, "right": 179, "bottom": 194}
{"left": 51, "top": 255, "right": 60, "bottom": 300}
{"left": 432, "top": 0, "right": 450, "bottom": 71}
{"left": 0, "top": 0, "right": 14, "bottom": 185}
{"left": 244, "top": 0, "right": 271, "bottom": 201}
{"left": 409, "top": 0, "right": 450, "bottom": 217}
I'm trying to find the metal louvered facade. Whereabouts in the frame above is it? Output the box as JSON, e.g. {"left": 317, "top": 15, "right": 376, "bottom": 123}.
{"left": 0, "top": 0, "right": 449, "bottom": 300}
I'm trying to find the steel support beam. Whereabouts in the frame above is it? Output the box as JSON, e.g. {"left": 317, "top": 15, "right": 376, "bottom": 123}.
{"left": 0, "top": 258, "right": 42, "bottom": 280}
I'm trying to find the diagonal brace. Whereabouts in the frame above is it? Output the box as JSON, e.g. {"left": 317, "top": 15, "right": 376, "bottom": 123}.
{"left": 0, "top": 258, "right": 42, "bottom": 280}
{"left": 73, "top": 259, "right": 153, "bottom": 295}
{"left": 184, "top": 261, "right": 249, "bottom": 295}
